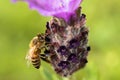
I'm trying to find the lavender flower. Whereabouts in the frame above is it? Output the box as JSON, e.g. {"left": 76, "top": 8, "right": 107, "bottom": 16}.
{"left": 45, "top": 17, "right": 90, "bottom": 76}
{"left": 15, "top": 0, "right": 90, "bottom": 77}
{"left": 15, "top": 0, "right": 82, "bottom": 22}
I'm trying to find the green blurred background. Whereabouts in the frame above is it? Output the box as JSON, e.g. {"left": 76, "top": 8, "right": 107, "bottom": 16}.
{"left": 0, "top": 0, "right": 120, "bottom": 80}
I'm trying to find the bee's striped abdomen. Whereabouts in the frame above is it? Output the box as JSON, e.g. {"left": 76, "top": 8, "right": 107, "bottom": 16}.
{"left": 31, "top": 54, "right": 40, "bottom": 69}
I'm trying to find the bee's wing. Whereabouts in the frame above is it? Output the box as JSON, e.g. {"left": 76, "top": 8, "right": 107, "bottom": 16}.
{"left": 25, "top": 46, "right": 36, "bottom": 67}
{"left": 25, "top": 50, "right": 32, "bottom": 67}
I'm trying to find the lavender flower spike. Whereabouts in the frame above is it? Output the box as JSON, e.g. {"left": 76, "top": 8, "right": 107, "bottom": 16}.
{"left": 15, "top": 0, "right": 90, "bottom": 77}
{"left": 16, "top": 0, "right": 82, "bottom": 22}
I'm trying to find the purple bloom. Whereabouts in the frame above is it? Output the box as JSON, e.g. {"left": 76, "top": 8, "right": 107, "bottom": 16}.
{"left": 57, "top": 46, "right": 68, "bottom": 55}
{"left": 69, "top": 39, "right": 80, "bottom": 48}
{"left": 67, "top": 54, "right": 78, "bottom": 63}
{"left": 58, "top": 61, "right": 70, "bottom": 69}
{"left": 16, "top": 0, "right": 82, "bottom": 22}
{"left": 14, "top": 0, "right": 90, "bottom": 77}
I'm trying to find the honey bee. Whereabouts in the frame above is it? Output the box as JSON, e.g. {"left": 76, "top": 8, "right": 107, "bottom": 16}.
{"left": 26, "top": 34, "right": 50, "bottom": 69}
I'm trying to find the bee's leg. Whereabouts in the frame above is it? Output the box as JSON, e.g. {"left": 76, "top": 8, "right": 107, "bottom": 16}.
{"left": 40, "top": 54, "right": 51, "bottom": 63}
{"left": 44, "top": 48, "right": 50, "bottom": 56}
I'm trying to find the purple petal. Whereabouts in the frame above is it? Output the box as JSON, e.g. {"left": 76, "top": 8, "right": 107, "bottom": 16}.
{"left": 11, "top": 0, "right": 17, "bottom": 3}
{"left": 67, "top": 54, "right": 78, "bottom": 63}
{"left": 18, "top": 0, "right": 82, "bottom": 21}
{"left": 58, "top": 61, "right": 70, "bottom": 69}
{"left": 57, "top": 46, "right": 68, "bottom": 55}
{"left": 25, "top": 0, "right": 68, "bottom": 15}
{"left": 68, "top": 0, "right": 82, "bottom": 11}
{"left": 69, "top": 39, "right": 80, "bottom": 48}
